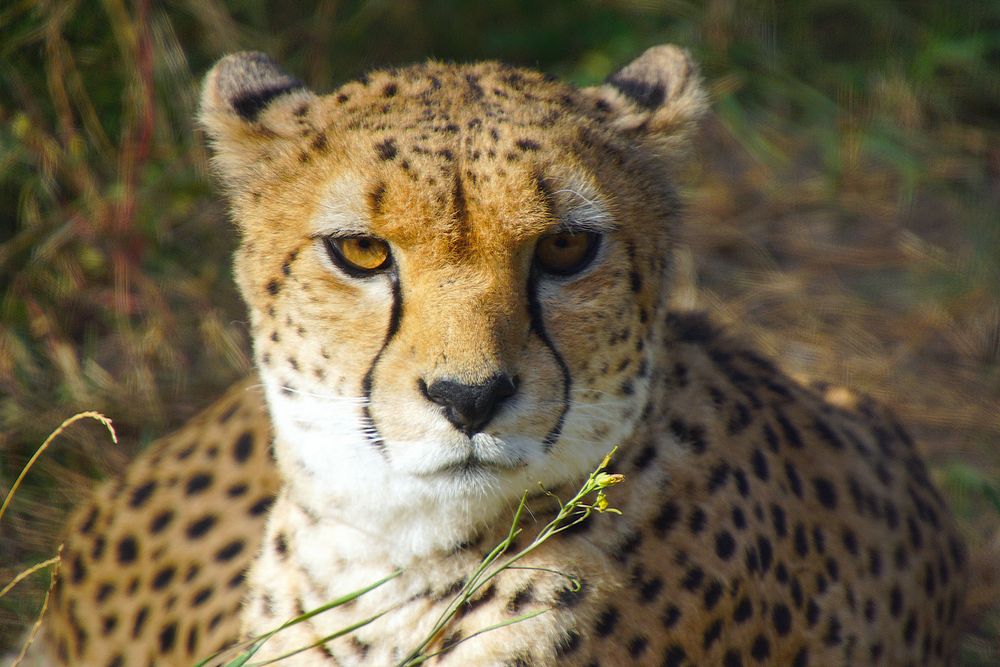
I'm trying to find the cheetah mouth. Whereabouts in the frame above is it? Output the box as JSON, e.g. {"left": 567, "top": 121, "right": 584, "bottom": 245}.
{"left": 414, "top": 453, "right": 528, "bottom": 479}
{"left": 408, "top": 435, "right": 530, "bottom": 478}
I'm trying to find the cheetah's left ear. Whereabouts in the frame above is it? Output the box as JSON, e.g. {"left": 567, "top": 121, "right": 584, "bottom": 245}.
{"left": 199, "top": 52, "right": 315, "bottom": 187}
{"left": 581, "top": 45, "right": 707, "bottom": 146}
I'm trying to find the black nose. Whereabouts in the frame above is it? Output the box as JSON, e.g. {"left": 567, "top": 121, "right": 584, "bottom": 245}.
{"left": 420, "top": 374, "right": 517, "bottom": 435}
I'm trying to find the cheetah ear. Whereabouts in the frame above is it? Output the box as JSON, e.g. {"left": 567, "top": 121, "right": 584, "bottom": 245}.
{"left": 199, "top": 52, "right": 314, "bottom": 185}
{"left": 582, "top": 45, "right": 707, "bottom": 146}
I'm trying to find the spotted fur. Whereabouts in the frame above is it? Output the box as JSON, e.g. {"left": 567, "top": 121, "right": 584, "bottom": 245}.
{"left": 42, "top": 46, "right": 965, "bottom": 666}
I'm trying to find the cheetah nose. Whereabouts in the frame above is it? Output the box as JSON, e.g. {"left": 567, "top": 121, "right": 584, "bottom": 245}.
{"left": 419, "top": 374, "right": 518, "bottom": 436}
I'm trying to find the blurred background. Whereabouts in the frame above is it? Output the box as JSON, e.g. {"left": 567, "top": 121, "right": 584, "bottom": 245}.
{"left": 1, "top": 0, "right": 998, "bottom": 662}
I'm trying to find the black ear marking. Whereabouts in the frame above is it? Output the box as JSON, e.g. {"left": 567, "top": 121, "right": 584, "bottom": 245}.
{"left": 232, "top": 82, "right": 305, "bottom": 121}
{"left": 212, "top": 52, "right": 306, "bottom": 121}
{"left": 605, "top": 74, "right": 665, "bottom": 110}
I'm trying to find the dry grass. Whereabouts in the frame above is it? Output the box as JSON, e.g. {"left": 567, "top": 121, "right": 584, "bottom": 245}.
{"left": 1, "top": 1, "right": 997, "bottom": 663}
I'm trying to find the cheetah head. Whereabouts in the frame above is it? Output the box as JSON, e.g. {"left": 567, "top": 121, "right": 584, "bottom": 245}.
{"left": 199, "top": 46, "right": 706, "bottom": 549}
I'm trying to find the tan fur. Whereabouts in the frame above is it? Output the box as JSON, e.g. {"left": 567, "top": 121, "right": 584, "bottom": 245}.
{"left": 43, "top": 46, "right": 965, "bottom": 666}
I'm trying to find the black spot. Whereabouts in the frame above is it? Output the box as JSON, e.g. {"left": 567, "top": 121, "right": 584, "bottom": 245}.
{"left": 813, "top": 418, "right": 845, "bottom": 449}
{"left": 152, "top": 566, "right": 175, "bottom": 590}
{"left": 794, "top": 523, "right": 809, "bottom": 557}
{"left": 186, "top": 515, "right": 217, "bottom": 539}
{"left": 772, "top": 603, "right": 792, "bottom": 636}
{"left": 688, "top": 507, "right": 706, "bottom": 534}
{"left": 266, "top": 279, "right": 280, "bottom": 296}
{"left": 79, "top": 506, "right": 98, "bottom": 534}
{"left": 715, "top": 531, "right": 736, "bottom": 560}
{"left": 158, "top": 621, "right": 177, "bottom": 652}
{"left": 702, "top": 618, "right": 723, "bottom": 649}
{"left": 275, "top": 533, "right": 289, "bottom": 557}
{"left": 869, "top": 643, "right": 883, "bottom": 662}
{"left": 640, "top": 576, "right": 663, "bottom": 603}
{"left": 733, "top": 597, "right": 753, "bottom": 623}
{"left": 733, "top": 468, "right": 750, "bottom": 497}
{"left": 116, "top": 536, "right": 138, "bottom": 564}
{"left": 793, "top": 647, "right": 809, "bottom": 667}
{"left": 233, "top": 432, "right": 254, "bottom": 462}
{"left": 890, "top": 586, "right": 903, "bottom": 617}
{"left": 228, "top": 483, "right": 248, "bottom": 497}
{"left": 555, "top": 630, "right": 580, "bottom": 656}
{"left": 70, "top": 553, "right": 87, "bottom": 583}
{"left": 369, "top": 182, "right": 387, "bottom": 213}
{"left": 632, "top": 445, "right": 656, "bottom": 469}
{"left": 375, "top": 138, "right": 398, "bottom": 161}
{"left": 707, "top": 462, "right": 730, "bottom": 493}
{"left": 663, "top": 645, "right": 686, "bottom": 667}
{"left": 750, "top": 634, "right": 771, "bottom": 660}
{"left": 555, "top": 581, "right": 587, "bottom": 611}
{"left": 774, "top": 408, "right": 804, "bottom": 448}
{"left": 629, "top": 271, "right": 642, "bottom": 293}
{"left": 595, "top": 607, "right": 619, "bottom": 636}
{"left": 806, "top": 600, "right": 820, "bottom": 626}
{"left": 129, "top": 481, "right": 157, "bottom": 508}
{"left": 770, "top": 504, "right": 787, "bottom": 537}
{"left": 228, "top": 569, "right": 246, "bottom": 589}
{"left": 681, "top": 566, "right": 704, "bottom": 591}
{"left": 842, "top": 528, "right": 859, "bottom": 555}
{"left": 703, "top": 580, "right": 724, "bottom": 610}
{"left": 185, "top": 473, "right": 213, "bottom": 496}
{"left": 628, "top": 635, "right": 648, "bottom": 657}
{"left": 507, "top": 585, "right": 534, "bottom": 614}
{"left": 215, "top": 540, "right": 245, "bottom": 562}
{"left": 662, "top": 603, "right": 681, "bottom": 628}
{"left": 822, "top": 614, "right": 844, "bottom": 648}
{"left": 248, "top": 495, "right": 275, "bottom": 516}
{"left": 813, "top": 526, "right": 826, "bottom": 553}
{"left": 614, "top": 531, "right": 643, "bottom": 562}
{"left": 186, "top": 625, "right": 200, "bottom": 654}
{"left": 785, "top": 460, "right": 803, "bottom": 498}
{"left": 382, "top": 82, "right": 398, "bottom": 97}
{"left": 750, "top": 449, "right": 769, "bottom": 481}
{"left": 516, "top": 138, "right": 540, "bottom": 151}
{"left": 96, "top": 582, "right": 114, "bottom": 602}
{"left": 192, "top": 586, "right": 213, "bottom": 606}
{"left": 723, "top": 649, "right": 743, "bottom": 667}
{"left": 654, "top": 500, "right": 681, "bottom": 537}
{"left": 813, "top": 477, "right": 838, "bottom": 509}
{"left": 132, "top": 607, "right": 148, "bottom": 639}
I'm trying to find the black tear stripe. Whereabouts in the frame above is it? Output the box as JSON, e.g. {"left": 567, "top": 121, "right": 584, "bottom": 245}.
{"left": 360, "top": 271, "right": 404, "bottom": 457}
{"left": 526, "top": 268, "right": 572, "bottom": 452}
{"left": 231, "top": 82, "right": 305, "bottom": 121}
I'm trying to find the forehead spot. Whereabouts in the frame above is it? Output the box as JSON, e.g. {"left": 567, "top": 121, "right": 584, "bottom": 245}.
{"left": 375, "top": 138, "right": 398, "bottom": 161}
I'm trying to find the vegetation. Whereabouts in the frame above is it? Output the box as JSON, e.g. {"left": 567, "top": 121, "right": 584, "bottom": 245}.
{"left": 1, "top": 0, "right": 998, "bottom": 663}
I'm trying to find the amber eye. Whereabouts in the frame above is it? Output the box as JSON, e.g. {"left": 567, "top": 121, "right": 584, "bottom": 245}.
{"left": 323, "top": 235, "right": 392, "bottom": 276}
{"left": 534, "top": 231, "right": 601, "bottom": 276}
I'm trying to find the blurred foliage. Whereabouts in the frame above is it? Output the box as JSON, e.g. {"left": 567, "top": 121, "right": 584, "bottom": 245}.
{"left": 1, "top": 0, "right": 999, "bottom": 662}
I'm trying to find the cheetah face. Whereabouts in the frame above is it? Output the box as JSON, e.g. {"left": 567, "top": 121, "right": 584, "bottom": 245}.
{"left": 200, "top": 48, "right": 705, "bottom": 536}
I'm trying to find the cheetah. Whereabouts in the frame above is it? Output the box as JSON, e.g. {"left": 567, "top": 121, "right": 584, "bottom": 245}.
{"left": 41, "top": 45, "right": 966, "bottom": 666}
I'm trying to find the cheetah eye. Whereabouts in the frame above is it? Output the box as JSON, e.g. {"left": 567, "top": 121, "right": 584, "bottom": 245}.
{"left": 534, "top": 231, "right": 601, "bottom": 276}
{"left": 323, "top": 235, "right": 392, "bottom": 276}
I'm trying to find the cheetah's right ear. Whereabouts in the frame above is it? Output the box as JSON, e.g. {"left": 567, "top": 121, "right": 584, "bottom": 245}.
{"left": 581, "top": 45, "right": 707, "bottom": 150}
{"left": 199, "top": 52, "right": 315, "bottom": 186}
